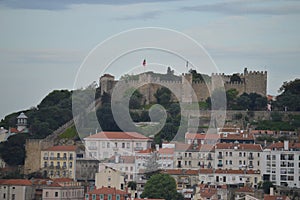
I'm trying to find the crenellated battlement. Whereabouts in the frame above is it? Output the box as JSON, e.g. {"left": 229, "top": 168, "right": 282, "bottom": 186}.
{"left": 100, "top": 67, "right": 267, "bottom": 103}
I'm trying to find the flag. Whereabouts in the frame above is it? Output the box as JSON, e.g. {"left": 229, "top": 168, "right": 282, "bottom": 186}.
{"left": 142, "top": 59, "right": 146, "bottom": 67}
{"left": 267, "top": 103, "right": 271, "bottom": 111}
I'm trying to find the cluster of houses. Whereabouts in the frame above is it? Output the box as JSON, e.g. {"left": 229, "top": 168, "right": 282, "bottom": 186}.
{"left": 1, "top": 120, "right": 299, "bottom": 199}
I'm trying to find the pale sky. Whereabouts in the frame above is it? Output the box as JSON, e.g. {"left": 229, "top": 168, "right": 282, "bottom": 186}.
{"left": 0, "top": 0, "right": 300, "bottom": 119}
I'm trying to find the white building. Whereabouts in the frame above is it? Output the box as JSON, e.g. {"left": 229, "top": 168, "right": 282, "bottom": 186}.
{"left": 214, "top": 143, "right": 262, "bottom": 170}
{"left": 262, "top": 141, "right": 300, "bottom": 188}
{"left": 0, "top": 179, "right": 34, "bottom": 200}
{"left": 84, "top": 131, "right": 152, "bottom": 160}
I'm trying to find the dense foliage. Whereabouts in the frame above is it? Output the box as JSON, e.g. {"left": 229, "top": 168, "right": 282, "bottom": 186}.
{"left": 0, "top": 90, "right": 73, "bottom": 166}
{"left": 141, "top": 174, "right": 184, "bottom": 200}
{"left": 274, "top": 79, "right": 300, "bottom": 111}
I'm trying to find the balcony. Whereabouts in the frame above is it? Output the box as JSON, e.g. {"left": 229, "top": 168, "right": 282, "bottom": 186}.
{"left": 207, "top": 155, "right": 213, "bottom": 160}
{"left": 43, "top": 157, "right": 48, "bottom": 160}
{"left": 69, "top": 157, "right": 73, "bottom": 160}
{"left": 217, "top": 164, "right": 223, "bottom": 167}
{"left": 249, "top": 165, "right": 253, "bottom": 168}
{"left": 134, "top": 147, "right": 143, "bottom": 151}
{"left": 56, "top": 166, "right": 61, "bottom": 169}
{"left": 88, "top": 146, "right": 97, "bottom": 150}
{"left": 217, "top": 155, "right": 223, "bottom": 159}
{"left": 248, "top": 156, "right": 254, "bottom": 160}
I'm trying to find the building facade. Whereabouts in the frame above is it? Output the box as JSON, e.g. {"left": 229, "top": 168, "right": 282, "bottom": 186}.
{"left": 262, "top": 141, "right": 300, "bottom": 188}
{"left": 41, "top": 145, "right": 77, "bottom": 179}
{"left": 84, "top": 131, "right": 152, "bottom": 161}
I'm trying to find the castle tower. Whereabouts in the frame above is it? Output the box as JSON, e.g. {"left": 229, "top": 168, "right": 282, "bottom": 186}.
{"left": 181, "top": 73, "right": 193, "bottom": 103}
{"left": 16, "top": 112, "right": 28, "bottom": 132}
{"left": 244, "top": 68, "right": 267, "bottom": 96}
{"left": 99, "top": 74, "right": 116, "bottom": 95}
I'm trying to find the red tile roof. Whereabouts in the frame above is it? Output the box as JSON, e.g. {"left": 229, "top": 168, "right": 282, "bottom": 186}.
{"left": 236, "top": 186, "right": 254, "bottom": 193}
{"left": 162, "top": 169, "right": 199, "bottom": 175}
{"left": 220, "top": 133, "right": 254, "bottom": 140}
{"left": 158, "top": 148, "right": 174, "bottom": 154}
{"left": 185, "top": 133, "right": 219, "bottom": 140}
{"left": 52, "top": 178, "right": 73, "bottom": 183}
{"left": 0, "top": 179, "right": 32, "bottom": 186}
{"left": 198, "top": 169, "right": 260, "bottom": 175}
{"left": 215, "top": 143, "right": 262, "bottom": 151}
{"left": 88, "top": 187, "right": 128, "bottom": 195}
{"left": 85, "top": 131, "right": 150, "bottom": 140}
{"left": 44, "top": 145, "right": 77, "bottom": 152}
{"left": 264, "top": 195, "right": 289, "bottom": 200}
{"left": 266, "top": 141, "right": 300, "bottom": 150}
{"left": 137, "top": 148, "right": 152, "bottom": 154}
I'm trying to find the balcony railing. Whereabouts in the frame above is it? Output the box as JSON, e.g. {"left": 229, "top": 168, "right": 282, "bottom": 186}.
{"left": 207, "top": 156, "right": 213, "bottom": 160}
{"left": 248, "top": 156, "right": 254, "bottom": 160}
{"left": 217, "top": 164, "right": 223, "bottom": 167}
{"left": 134, "top": 147, "right": 143, "bottom": 151}
{"left": 217, "top": 155, "right": 223, "bottom": 159}
{"left": 88, "top": 146, "right": 97, "bottom": 150}
{"left": 43, "top": 157, "right": 48, "bottom": 160}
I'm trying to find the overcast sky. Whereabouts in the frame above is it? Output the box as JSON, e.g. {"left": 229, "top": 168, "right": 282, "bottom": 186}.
{"left": 0, "top": 0, "right": 300, "bottom": 119}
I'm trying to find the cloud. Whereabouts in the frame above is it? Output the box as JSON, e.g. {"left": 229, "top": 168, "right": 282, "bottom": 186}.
{"left": 181, "top": 0, "right": 300, "bottom": 16}
{"left": 114, "top": 10, "right": 162, "bottom": 21}
{"left": 0, "top": 0, "right": 182, "bottom": 10}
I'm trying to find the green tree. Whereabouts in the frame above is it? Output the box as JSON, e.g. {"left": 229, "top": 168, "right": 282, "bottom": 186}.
{"left": 230, "top": 73, "right": 242, "bottom": 83}
{"left": 141, "top": 174, "right": 184, "bottom": 200}
{"left": 260, "top": 181, "right": 275, "bottom": 194}
{"left": 226, "top": 89, "right": 239, "bottom": 109}
{"left": 129, "top": 90, "right": 143, "bottom": 109}
{"left": 275, "top": 79, "right": 300, "bottom": 111}
{"left": 154, "top": 87, "right": 172, "bottom": 106}
{"left": 128, "top": 181, "right": 137, "bottom": 190}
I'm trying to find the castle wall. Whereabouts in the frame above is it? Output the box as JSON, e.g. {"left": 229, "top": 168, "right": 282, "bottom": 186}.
{"left": 99, "top": 68, "right": 267, "bottom": 104}
{"left": 244, "top": 71, "right": 267, "bottom": 96}
{"left": 24, "top": 139, "right": 53, "bottom": 175}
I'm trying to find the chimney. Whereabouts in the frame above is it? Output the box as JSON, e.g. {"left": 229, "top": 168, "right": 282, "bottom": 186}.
{"left": 284, "top": 140, "right": 289, "bottom": 151}
{"left": 270, "top": 187, "right": 274, "bottom": 196}
{"left": 155, "top": 144, "right": 159, "bottom": 152}
{"left": 115, "top": 154, "right": 120, "bottom": 163}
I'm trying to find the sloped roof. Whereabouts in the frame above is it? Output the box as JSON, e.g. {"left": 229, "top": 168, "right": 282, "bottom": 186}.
{"left": 88, "top": 187, "right": 128, "bottom": 195}
{"left": 215, "top": 143, "right": 262, "bottom": 151}
{"left": 85, "top": 131, "right": 150, "bottom": 140}
{"left": 0, "top": 179, "right": 32, "bottom": 186}
{"left": 44, "top": 145, "right": 77, "bottom": 152}
{"left": 185, "top": 133, "right": 219, "bottom": 140}
{"left": 264, "top": 195, "right": 289, "bottom": 200}
{"left": 236, "top": 186, "right": 254, "bottom": 193}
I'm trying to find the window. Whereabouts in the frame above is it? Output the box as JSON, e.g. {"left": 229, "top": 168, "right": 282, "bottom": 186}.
{"left": 122, "top": 143, "right": 125, "bottom": 148}
{"left": 107, "top": 142, "right": 110, "bottom": 148}
{"left": 69, "top": 162, "right": 73, "bottom": 168}
{"left": 257, "top": 153, "right": 260, "bottom": 157}
{"left": 116, "top": 195, "right": 120, "bottom": 200}
{"left": 216, "top": 176, "right": 219, "bottom": 182}
{"left": 44, "top": 161, "right": 47, "bottom": 168}
{"left": 108, "top": 194, "right": 112, "bottom": 200}
{"left": 257, "top": 161, "right": 260, "bottom": 166}
{"left": 46, "top": 192, "right": 49, "bottom": 197}
{"left": 3, "top": 193, "right": 5, "bottom": 199}
{"left": 69, "top": 153, "right": 73, "bottom": 160}
{"left": 92, "top": 194, "right": 96, "bottom": 200}
{"left": 126, "top": 142, "right": 130, "bottom": 149}
{"left": 100, "top": 194, "right": 104, "bottom": 200}
{"left": 102, "top": 142, "right": 105, "bottom": 148}
{"left": 239, "top": 152, "right": 242, "bottom": 157}
{"left": 12, "top": 194, "right": 15, "bottom": 200}
{"left": 57, "top": 153, "right": 60, "bottom": 159}
{"left": 229, "top": 152, "right": 232, "bottom": 156}
{"left": 229, "top": 160, "right": 232, "bottom": 165}
{"left": 55, "top": 192, "right": 58, "bottom": 197}
{"left": 63, "top": 153, "right": 67, "bottom": 159}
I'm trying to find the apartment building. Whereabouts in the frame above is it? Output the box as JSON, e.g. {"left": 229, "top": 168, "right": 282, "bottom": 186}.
{"left": 262, "top": 141, "right": 300, "bottom": 188}
{"left": 41, "top": 146, "right": 77, "bottom": 179}
{"left": 84, "top": 132, "right": 152, "bottom": 160}
{"left": 198, "top": 169, "right": 261, "bottom": 188}
{"left": 42, "top": 178, "right": 84, "bottom": 200}
{"left": 174, "top": 142, "right": 215, "bottom": 169}
{"left": 214, "top": 143, "right": 262, "bottom": 170}
{"left": 0, "top": 179, "right": 34, "bottom": 200}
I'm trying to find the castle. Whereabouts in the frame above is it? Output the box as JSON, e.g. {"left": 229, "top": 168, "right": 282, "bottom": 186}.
{"left": 99, "top": 68, "right": 267, "bottom": 104}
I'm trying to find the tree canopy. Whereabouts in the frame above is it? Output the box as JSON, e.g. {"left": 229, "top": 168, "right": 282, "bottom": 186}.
{"left": 275, "top": 79, "right": 300, "bottom": 111}
{"left": 141, "top": 173, "right": 184, "bottom": 200}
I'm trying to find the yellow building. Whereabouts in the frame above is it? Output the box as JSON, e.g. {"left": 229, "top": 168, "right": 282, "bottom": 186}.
{"left": 41, "top": 145, "right": 77, "bottom": 179}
